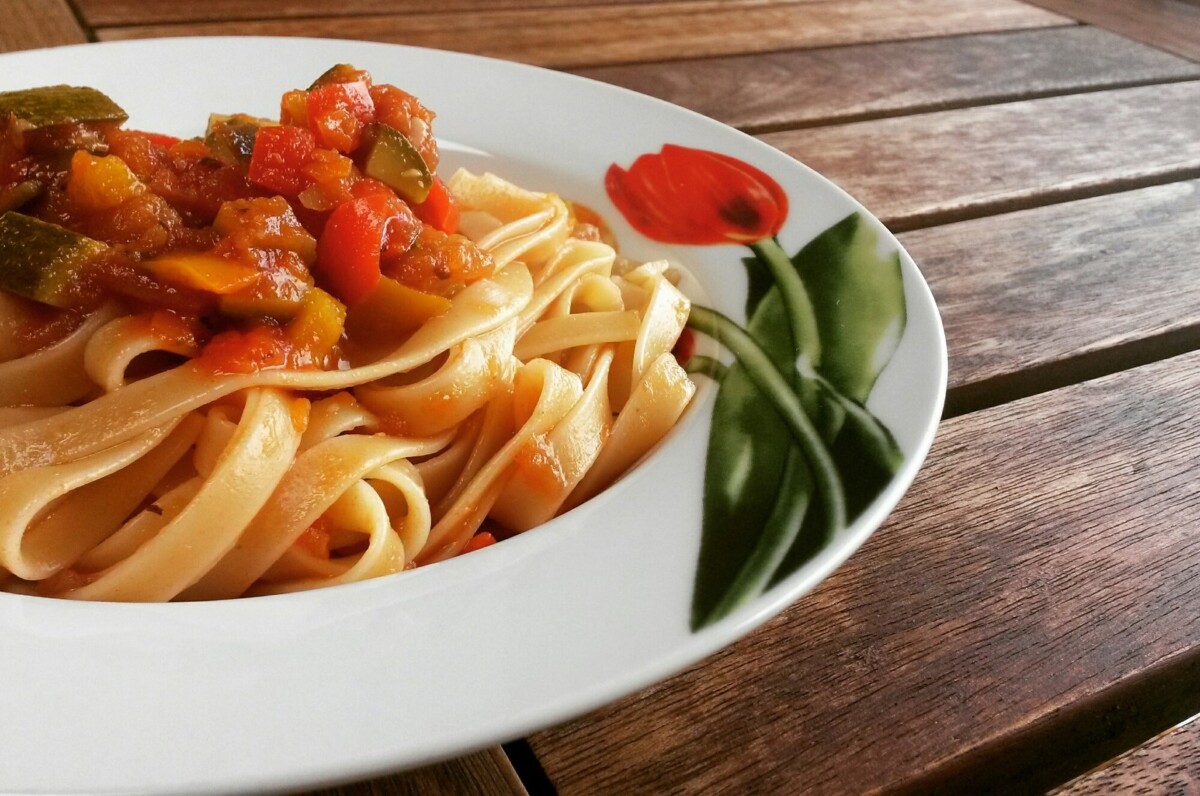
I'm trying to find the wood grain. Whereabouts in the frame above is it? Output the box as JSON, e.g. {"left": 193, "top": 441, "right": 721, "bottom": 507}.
{"left": 530, "top": 348, "right": 1200, "bottom": 793}
{"left": 899, "top": 179, "right": 1200, "bottom": 412}
{"left": 308, "top": 748, "right": 525, "bottom": 796}
{"left": 93, "top": 0, "right": 1072, "bottom": 69}
{"left": 73, "top": 0, "right": 822, "bottom": 26}
{"left": 1023, "top": 0, "right": 1200, "bottom": 62}
{"left": 760, "top": 80, "right": 1200, "bottom": 231}
{"left": 574, "top": 26, "right": 1200, "bottom": 132}
{"left": 0, "top": 0, "right": 88, "bottom": 53}
{"left": 1054, "top": 717, "right": 1200, "bottom": 794}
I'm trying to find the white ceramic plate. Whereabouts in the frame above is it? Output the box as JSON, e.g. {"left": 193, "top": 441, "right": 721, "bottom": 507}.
{"left": 0, "top": 37, "right": 946, "bottom": 794}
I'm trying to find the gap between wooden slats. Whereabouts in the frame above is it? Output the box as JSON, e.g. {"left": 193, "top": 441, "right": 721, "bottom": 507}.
{"left": 528, "top": 347, "right": 1200, "bottom": 793}
{"left": 573, "top": 26, "right": 1200, "bottom": 133}
{"left": 897, "top": 179, "right": 1200, "bottom": 416}
{"left": 1051, "top": 715, "right": 1200, "bottom": 795}
{"left": 1021, "top": 0, "right": 1200, "bottom": 63}
{"left": 93, "top": 0, "right": 1073, "bottom": 70}
{"left": 758, "top": 80, "right": 1200, "bottom": 233}
{"left": 74, "top": 0, "right": 826, "bottom": 26}
{"left": 0, "top": 0, "right": 89, "bottom": 52}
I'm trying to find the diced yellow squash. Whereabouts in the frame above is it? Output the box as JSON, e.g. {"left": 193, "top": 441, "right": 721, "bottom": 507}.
{"left": 286, "top": 288, "right": 346, "bottom": 362}
{"left": 344, "top": 275, "right": 451, "bottom": 341}
{"left": 142, "top": 252, "right": 260, "bottom": 294}
{"left": 66, "top": 151, "right": 144, "bottom": 212}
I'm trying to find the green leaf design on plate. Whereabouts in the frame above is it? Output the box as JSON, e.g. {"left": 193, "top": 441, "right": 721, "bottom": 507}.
{"left": 690, "top": 212, "right": 907, "bottom": 630}
{"left": 794, "top": 214, "right": 906, "bottom": 404}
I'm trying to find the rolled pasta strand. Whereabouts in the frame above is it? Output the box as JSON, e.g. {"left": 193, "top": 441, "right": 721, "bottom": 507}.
{"left": 0, "top": 165, "right": 696, "bottom": 601}
{"left": 64, "top": 388, "right": 305, "bottom": 602}
{"left": 0, "top": 304, "right": 120, "bottom": 407}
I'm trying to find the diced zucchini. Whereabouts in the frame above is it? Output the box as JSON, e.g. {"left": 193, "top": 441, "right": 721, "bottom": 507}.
{"left": 204, "top": 113, "right": 275, "bottom": 167}
{"left": 0, "top": 212, "right": 106, "bottom": 307}
{"left": 0, "top": 181, "right": 42, "bottom": 213}
{"left": 308, "top": 64, "right": 370, "bottom": 89}
{"left": 359, "top": 123, "right": 432, "bottom": 203}
{"left": 0, "top": 85, "right": 127, "bottom": 129}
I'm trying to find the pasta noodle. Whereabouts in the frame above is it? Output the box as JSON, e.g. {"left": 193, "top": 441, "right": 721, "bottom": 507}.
{"left": 0, "top": 69, "right": 695, "bottom": 601}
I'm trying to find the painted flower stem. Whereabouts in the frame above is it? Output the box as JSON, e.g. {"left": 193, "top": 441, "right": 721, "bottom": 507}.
{"left": 748, "top": 236, "right": 821, "bottom": 368}
{"left": 686, "top": 305, "right": 847, "bottom": 534}
{"left": 683, "top": 354, "right": 728, "bottom": 382}
{"left": 703, "top": 447, "right": 812, "bottom": 625}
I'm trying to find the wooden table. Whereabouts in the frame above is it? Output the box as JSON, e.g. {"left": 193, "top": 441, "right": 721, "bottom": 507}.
{"left": 6, "top": 0, "right": 1200, "bottom": 792}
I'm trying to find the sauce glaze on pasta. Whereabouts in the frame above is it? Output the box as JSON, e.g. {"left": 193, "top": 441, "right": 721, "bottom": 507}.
{"left": 0, "top": 68, "right": 694, "bottom": 601}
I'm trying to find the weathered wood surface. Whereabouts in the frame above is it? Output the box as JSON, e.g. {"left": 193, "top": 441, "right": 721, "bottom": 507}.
{"left": 1055, "top": 718, "right": 1200, "bottom": 795}
{"left": 760, "top": 80, "right": 1200, "bottom": 231}
{"left": 900, "top": 179, "right": 1200, "bottom": 413}
{"left": 1023, "top": 0, "right": 1200, "bottom": 62}
{"left": 574, "top": 26, "right": 1200, "bottom": 132}
{"left": 8, "top": 1, "right": 1200, "bottom": 793}
{"left": 529, "top": 348, "right": 1200, "bottom": 793}
{"left": 93, "top": 0, "right": 1072, "bottom": 69}
{"left": 74, "top": 0, "right": 823, "bottom": 26}
{"left": 308, "top": 748, "right": 525, "bottom": 796}
{"left": 0, "top": 0, "right": 87, "bottom": 53}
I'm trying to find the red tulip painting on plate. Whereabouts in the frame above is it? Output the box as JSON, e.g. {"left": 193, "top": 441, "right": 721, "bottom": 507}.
{"left": 607, "top": 145, "right": 908, "bottom": 630}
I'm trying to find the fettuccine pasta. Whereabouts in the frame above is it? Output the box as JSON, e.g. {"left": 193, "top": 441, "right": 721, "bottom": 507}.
{"left": 0, "top": 67, "right": 694, "bottom": 601}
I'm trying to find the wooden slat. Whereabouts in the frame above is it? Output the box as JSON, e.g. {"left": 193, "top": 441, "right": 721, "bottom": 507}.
{"left": 529, "top": 347, "right": 1200, "bottom": 793}
{"left": 903, "top": 179, "right": 1200, "bottom": 412}
{"left": 759, "top": 80, "right": 1200, "bottom": 231}
{"left": 1023, "top": 0, "right": 1200, "bottom": 62}
{"left": 1054, "top": 718, "right": 1200, "bottom": 794}
{"left": 574, "top": 26, "right": 1200, "bottom": 132}
{"left": 0, "top": 0, "right": 88, "bottom": 53}
{"left": 309, "top": 748, "right": 525, "bottom": 796}
{"left": 74, "top": 0, "right": 813, "bottom": 26}
{"left": 94, "top": 0, "right": 1072, "bottom": 69}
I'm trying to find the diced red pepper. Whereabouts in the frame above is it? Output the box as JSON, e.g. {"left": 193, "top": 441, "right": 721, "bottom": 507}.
{"left": 316, "top": 193, "right": 420, "bottom": 305}
{"left": 412, "top": 177, "right": 459, "bottom": 234}
{"left": 306, "top": 81, "right": 375, "bottom": 153}
{"left": 198, "top": 325, "right": 291, "bottom": 374}
{"left": 463, "top": 532, "right": 496, "bottom": 553}
{"left": 248, "top": 125, "right": 317, "bottom": 196}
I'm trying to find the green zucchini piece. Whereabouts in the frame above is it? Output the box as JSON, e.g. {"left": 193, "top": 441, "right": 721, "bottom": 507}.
{"left": 0, "top": 181, "right": 42, "bottom": 213}
{"left": 204, "top": 113, "right": 274, "bottom": 167}
{"left": 0, "top": 212, "right": 106, "bottom": 307}
{"left": 360, "top": 123, "right": 432, "bottom": 203}
{"left": 0, "top": 85, "right": 127, "bottom": 129}
{"left": 308, "top": 64, "right": 367, "bottom": 90}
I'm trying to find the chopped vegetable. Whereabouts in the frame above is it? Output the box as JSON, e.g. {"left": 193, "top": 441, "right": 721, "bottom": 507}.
{"left": 359, "top": 122, "right": 432, "bottom": 203}
{"left": 141, "top": 251, "right": 260, "bottom": 295}
{"left": 204, "top": 113, "right": 274, "bottom": 167}
{"left": 0, "top": 85, "right": 127, "bottom": 128}
{"left": 315, "top": 192, "right": 419, "bottom": 305}
{"left": 306, "top": 81, "right": 374, "bottom": 153}
{"left": 285, "top": 287, "right": 346, "bottom": 366}
{"left": 463, "top": 532, "right": 496, "bottom": 553}
{"left": 344, "top": 274, "right": 451, "bottom": 340}
{"left": 0, "top": 212, "right": 106, "bottom": 307}
{"left": 411, "top": 176, "right": 458, "bottom": 234}
{"left": 308, "top": 64, "right": 373, "bottom": 89}
{"left": 0, "top": 181, "right": 41, "bottom": 214}
{"left": 66, "top": 150, "right": 144, "bottom": 212}
{"left": 247, "top": 125, "right": 317, "bottom": 196}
